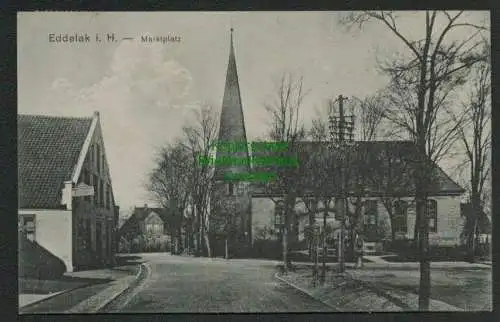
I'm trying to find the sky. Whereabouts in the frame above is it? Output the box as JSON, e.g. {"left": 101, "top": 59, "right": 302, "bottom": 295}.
{"left": 17, "top": 11, "right": 490, "bottom": 215}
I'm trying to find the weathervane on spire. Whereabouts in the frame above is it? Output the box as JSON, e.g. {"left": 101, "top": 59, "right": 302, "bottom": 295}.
{"left": 230, "top": 16, "right": 234, "bottom": 43}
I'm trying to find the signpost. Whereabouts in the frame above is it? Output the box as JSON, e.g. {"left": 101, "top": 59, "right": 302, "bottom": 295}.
{"left": 72, "top": 183, "right": 94, "bottom": 197}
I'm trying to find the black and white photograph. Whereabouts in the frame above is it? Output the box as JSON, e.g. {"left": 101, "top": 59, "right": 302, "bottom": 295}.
{"left": 17, "top": 11, "right": 491, "bottom": 313}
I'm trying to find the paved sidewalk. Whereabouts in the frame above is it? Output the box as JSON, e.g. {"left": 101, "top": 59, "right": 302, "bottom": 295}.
{"left": 65, "top": 275, "right": 139, "bottom": 313}
{"left": 290, "top": 259, "right": 490, "bottom": 270}
{"left": 19, "top": 264, "right": 142, "bottom": 313}
{"left": 20, "top": 291, "right": 66, "bottom": 308}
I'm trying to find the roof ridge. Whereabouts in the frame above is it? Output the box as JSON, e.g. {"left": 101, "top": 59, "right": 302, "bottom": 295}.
{"left": 18, "top": 113, "right": 93, "bottom": 120}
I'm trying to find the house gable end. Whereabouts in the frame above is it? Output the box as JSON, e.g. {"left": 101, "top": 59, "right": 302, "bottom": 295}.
{"left": 145, "top": 211, "right": 164, "bottom": 224}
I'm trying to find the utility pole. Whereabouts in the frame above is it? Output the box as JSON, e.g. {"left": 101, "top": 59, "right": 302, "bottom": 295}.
{"left": 320, "top": 206, "right": 328, "bottom": 284}
{"left": 329, "top": 94, "right": 354, "bottom": 274}
{"left": 338, "top": 94, "right": 347, "bottom": 274}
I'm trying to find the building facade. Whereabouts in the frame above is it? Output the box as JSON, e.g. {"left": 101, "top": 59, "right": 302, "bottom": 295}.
{"left": 210, "top": 28, "right": 253, "bottom": 257}
{"left": 209, "top": 30, "right": 466, "bottom": 254}
{"left": 18, "top": 112, "right": 119, "bottom": 272}
{"left": 118, "top": 206, "right": 172, "bottom": 253}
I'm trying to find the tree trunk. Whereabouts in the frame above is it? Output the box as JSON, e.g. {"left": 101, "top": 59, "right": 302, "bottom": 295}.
{"left": 321, "top": 210, "right": 327, "bottom": 283}
{"left": 313, "top": 234, "right": 319, "bottom": 286}
{"left": 467, "top": 195, "right": 481, "bottom": 262}
{"left": 204, "top": 230, "right": 211, "bottom": 258}
{"left": 195, "top": 209, "right": 201, "bottom": 257}
{"left": 467, "top": 217, "right": 478, "bottom": 263}
{"left": 413, "top": 212, "right": 420, "bottom": 250}
{"left": 282, "top": 218, "right": 289, "bottom": 274}
{"left": 308, "top": 212, "right": 315, "bottom": 259}
{"left": 225, "top": 238, "right": 229, "bottom": 259}
{"left": 176, "top": 227, "right": 183, "bottom": 255}
{"left": 416, "top": 154, "right": 430, "bottom": 310}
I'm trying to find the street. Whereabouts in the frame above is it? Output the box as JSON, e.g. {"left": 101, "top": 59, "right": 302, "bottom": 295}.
{"left": 100, "top": 254, "right": 334, "bottom": 313}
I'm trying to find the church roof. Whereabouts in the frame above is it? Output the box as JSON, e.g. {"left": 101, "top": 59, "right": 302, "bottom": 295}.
{"left": 250, "top": 140, "right": 465, "bottom": 197}
{"left": 214, "top": 28, "right": 251, "bottom": 180}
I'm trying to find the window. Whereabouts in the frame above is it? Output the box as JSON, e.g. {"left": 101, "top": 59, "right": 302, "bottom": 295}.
{"left": 96, "top": 144, "right": 101, "bottom": 174}
{"left": 393, "top": 200, "right": 408, "bottom": 233}
{"left": 236, "top": 182, "right": 246, "bottom": 195}
{"left": 106, "top": 186, "right": 111, "bottom": 210}
{"left": 20, "top": 215, "right": 36, "bottom": 241}
{"left": 364, "top": 200, "right": 378, "bottom": 225}
{"left": 90, "top": 145, "right": 94, "bottom": 171}
{"left": 83, "top": 170, "right": 91, "bottom": 202}
{"left": 227, "top": 183, "right": 234, "bottom": 196}
{"left": 93, "top": 175, "right": 99, "bottom": 205}
{"left": 102, "top": 153, "right": 105, "bottom": 176}
{"left": 99, "top": 180, "right": 104, "bottom": 208}
{"left": 274, "top": 201, "right": 285, "bottom": 226}
{"left": 427, "top": 199, "right": 438, "bottom": 233}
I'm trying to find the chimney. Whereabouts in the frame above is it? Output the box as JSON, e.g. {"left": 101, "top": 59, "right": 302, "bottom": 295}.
{"left": 93, "top": 111, "right": 100, "bottom": 118}
{"left": 144, "top": 203, "right": 148, "bottom": 209}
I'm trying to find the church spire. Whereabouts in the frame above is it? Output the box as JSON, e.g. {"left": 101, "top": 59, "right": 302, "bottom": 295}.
{"left": 214, "top": 28, "right": 250, "bottom": 179}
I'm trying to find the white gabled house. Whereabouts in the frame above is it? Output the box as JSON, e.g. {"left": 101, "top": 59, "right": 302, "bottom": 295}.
{"left": 18, "top": 111, "right": 119, "bottom": 272}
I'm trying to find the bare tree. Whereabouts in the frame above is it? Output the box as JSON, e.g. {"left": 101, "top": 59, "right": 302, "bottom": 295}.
{"left": 299, "top": 142, "right": 338, "bottom": 283}
{"left": 261, "top": 72, "right": 308, "bottom": 273}
{"left": 345, "top": 95, "right": 385, "bottom": 259}
{"left": 308, "top": 105, "right": 330, "bottom": 142}
{"left": 181, "top": 104, "right": 219, "bottom": 258}
{"left": 448, "top": 45, "right": 491, "bottom": 262}
{"left": 147, "top": 142, "right": 192, "bottom": 254}
{"left": 339, "top": 10, "right": 489, "bottom": 310}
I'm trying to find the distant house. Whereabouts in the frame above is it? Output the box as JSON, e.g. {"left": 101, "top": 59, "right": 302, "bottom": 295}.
{"left": 18, "top": 112, "right": 119, "bottom": 272}
{"left": 118, "top": 205, "right": 172, "bottom": 252}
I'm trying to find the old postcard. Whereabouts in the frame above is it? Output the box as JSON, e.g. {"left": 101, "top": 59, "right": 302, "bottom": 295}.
{"left": 17, "top": 11, "right": 491, "bottom": 313}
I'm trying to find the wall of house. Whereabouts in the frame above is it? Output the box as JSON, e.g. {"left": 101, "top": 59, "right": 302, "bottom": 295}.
{"left": 251, "top": 197, "right": 338, "bottom": 242}
{"left": 251, "top": 195, "right": 463, "bottom": 247}
{"left": 144, "top": 212, "right": 164, "bottom": 235}
{"left": 72, "top": 118, "right": 118, "bottom": 268}
{"left": 73, "top": 200, "right": 116, "bottom": 267}
{"left": 424, "top": 195, "right": 463, "bottom": 246}
{"left": 19, "top": 209, "right": 73, "bottom": 272}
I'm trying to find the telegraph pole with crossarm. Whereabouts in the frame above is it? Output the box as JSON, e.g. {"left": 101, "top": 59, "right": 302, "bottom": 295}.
{"left": 328, "top": 94, "right": 354, "bottom": 274}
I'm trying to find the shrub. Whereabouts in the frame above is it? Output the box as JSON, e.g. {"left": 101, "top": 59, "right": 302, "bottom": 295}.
{"left": 251, "top": 239, "right": 281, "bottom": 260}
{"left": 118, "top": 237, "right": 131, "bottom": 253}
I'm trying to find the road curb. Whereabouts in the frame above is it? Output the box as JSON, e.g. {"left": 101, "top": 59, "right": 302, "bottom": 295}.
{"left": 274, "top": 272, "right": 413, "bottom": 311}
{"left": 344, "top": 273, "right": 411, "bottom": 310}
{"left": 65, "top": 263, "right": 147, "bottom": 313}
{"left": 95, "top": 262, "right": 150, "bottom": 313}
{"left": 345, "top": 272, "right": 464, "bottom": 311}
{"left": 273, "top": 272, "right": 340, "bottom": 311}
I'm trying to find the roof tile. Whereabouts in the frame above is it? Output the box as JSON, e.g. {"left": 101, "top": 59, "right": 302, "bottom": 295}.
{"left": 18, "top": 114, "right": 93, "bottom": 209}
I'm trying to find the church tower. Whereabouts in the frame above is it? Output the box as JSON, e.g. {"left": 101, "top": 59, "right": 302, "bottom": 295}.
{"left": 211, "top": 28, "right": 253, "bottom": 256}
